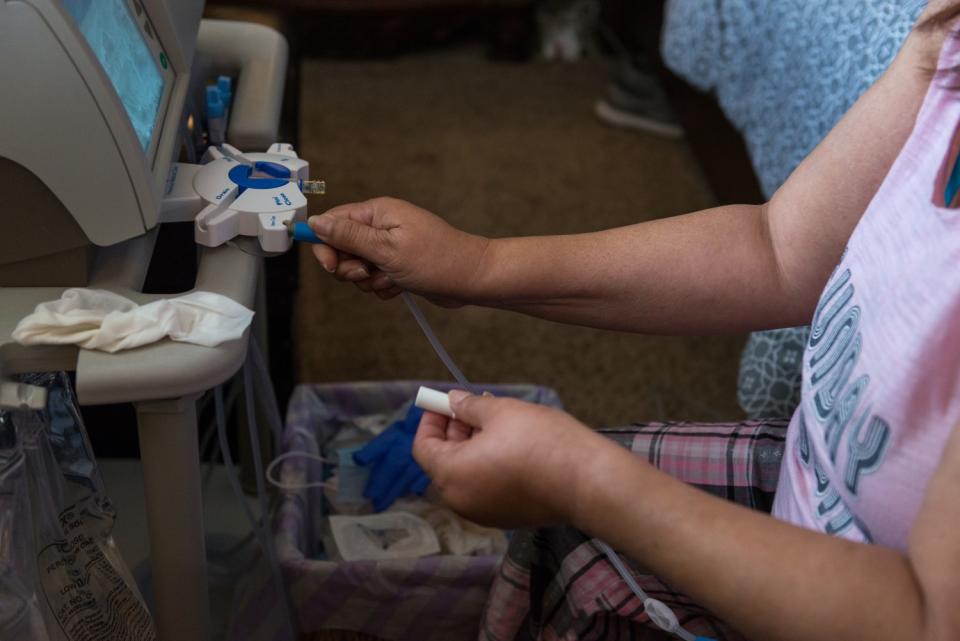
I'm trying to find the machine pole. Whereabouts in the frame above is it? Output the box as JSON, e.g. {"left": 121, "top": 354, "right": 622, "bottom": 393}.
{"left": 135, "top": 396, "right": 210, "bottom": 641}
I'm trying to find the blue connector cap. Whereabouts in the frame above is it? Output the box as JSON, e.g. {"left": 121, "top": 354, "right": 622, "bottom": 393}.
{"left": 206, "top": 85, "right": 224, "bottom": 119}
{"left": 217, "top": 75, "right": 233, "bottom": 108}
{"left": 287, "top": 221, "right": 324, "bottom": 244}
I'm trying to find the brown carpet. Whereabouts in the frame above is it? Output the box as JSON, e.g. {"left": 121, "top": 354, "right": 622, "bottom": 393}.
{"left": 295, "top": 48, "right": 746, "bottom": 427}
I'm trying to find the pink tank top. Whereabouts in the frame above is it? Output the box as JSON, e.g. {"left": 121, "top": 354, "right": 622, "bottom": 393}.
{"left": 771, "top": 34, "right": 960, "bottom": 551}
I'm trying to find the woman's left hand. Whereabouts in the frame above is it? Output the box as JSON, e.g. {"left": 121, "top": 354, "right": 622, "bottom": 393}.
{"left": 412, "top": 390, "right": 620, "bottom": 528}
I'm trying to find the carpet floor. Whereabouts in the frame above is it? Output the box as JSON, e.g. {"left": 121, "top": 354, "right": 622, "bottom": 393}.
{"left": 294, "top": 48, "right": 746, "bottom": 428}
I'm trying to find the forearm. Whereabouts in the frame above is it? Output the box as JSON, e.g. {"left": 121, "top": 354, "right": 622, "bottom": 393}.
{"left": 461, "top": 23, "right": 946, "bottom": 336}
{"left": 571, "top": 442, "right": 929, "bottom": 641}
{"left": 466, "top": 203, "right": 810, "bottom": 334}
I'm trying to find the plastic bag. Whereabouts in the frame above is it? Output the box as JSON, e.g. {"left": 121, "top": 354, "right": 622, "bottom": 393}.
{"left": 0, "top": 372, "right": 156, "bottom": 641}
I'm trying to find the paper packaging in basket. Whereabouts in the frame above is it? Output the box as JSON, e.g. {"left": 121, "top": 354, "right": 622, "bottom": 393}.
{"left": 328, "top": 512, "right": 441, "bottom": 561}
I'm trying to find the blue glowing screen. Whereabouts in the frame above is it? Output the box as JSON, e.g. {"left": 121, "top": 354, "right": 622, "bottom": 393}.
{"left": 62, "top": 0, "right": 165, "bottom": 151}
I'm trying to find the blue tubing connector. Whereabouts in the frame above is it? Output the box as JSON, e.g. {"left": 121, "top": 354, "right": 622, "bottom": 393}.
{"left": 289, "top": 221, "right": 323, "bottom": 244}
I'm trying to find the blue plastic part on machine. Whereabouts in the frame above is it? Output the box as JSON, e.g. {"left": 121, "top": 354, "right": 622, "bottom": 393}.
{"left": 227, "top": 163, "right": 288, "bottom": 190}
{"left": 217, "top": 75, "right": 233, "bottom": 109}
{"left": 695, "top": 637, "right": 718, "bottom": 640}
{"left": 206, "top": 85, "right": 224, "bottom": 119}
{"left": 253, "top": 161, "right": 291, "bottom": 178}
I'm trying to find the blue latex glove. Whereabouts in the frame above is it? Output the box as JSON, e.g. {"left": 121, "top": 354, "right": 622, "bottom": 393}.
{"left": 353, "top": 404, "right": 431, "bottom": 511}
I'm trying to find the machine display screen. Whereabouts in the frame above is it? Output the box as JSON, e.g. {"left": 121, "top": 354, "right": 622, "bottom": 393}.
{"left": 62, "top": 0, "right": 165, "bottom": 151}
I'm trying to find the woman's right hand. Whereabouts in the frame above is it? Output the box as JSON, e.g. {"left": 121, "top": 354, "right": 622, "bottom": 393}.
{"left": 307, "top": 197, "right": 491, "bottom": 304}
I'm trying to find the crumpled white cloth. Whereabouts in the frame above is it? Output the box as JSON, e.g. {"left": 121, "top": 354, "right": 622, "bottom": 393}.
{"left": 12, "top": 288, "right": 254, "bottom": 353}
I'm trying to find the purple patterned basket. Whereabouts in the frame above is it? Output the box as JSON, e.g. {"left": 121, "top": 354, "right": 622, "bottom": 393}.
{"left": 228, "top": 381, "right": 562, "bottom": 641}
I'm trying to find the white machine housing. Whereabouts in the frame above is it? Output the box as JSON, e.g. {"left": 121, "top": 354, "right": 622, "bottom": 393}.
{"left": 0, "top": 0, "right": 199, "bottom": 245}
{"left": 162, "top": 143, "right": 310, "bottom": 253}
{"left": 0, "top": 1, "right": 289, "bottom": 285}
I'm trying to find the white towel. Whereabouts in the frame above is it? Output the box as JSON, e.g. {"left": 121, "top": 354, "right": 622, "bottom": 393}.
{"left": 12, "top": 288, "right": 254, "bottom": 353}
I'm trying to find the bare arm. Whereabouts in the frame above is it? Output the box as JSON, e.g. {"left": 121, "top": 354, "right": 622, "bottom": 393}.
{"left": 309, "top": 9, "right": 947, "bottom": 334}
{"left": 467, "top": 20, "right": 945, "bottom": 333}
{"left": 568, "top": 417, "right": 960, "bottom": 641}
{"left": 414, "top": 390, "right": 960, "bottom": 641}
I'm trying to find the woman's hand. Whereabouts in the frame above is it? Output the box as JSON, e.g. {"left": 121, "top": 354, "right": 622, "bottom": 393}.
{"left": 308, "top": 197, "right": 490, "bottom": 305}
{"left": 411, "top": 390, "right": 621, "bottom": 528}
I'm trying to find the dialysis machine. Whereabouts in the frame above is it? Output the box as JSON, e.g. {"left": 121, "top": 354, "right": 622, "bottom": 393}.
{"left": 0, "top": 2, "right": 301, "bottom": 639}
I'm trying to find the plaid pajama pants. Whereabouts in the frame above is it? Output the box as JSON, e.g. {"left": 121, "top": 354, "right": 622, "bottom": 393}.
{"left": 480, "top": 419, "right": 790, "bottom": 641}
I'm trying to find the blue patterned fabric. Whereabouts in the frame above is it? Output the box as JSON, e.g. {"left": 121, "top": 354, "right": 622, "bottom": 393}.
{"left": 662, "top": 0, "right": 925, "bottom": 199}
{"left": 661, "top": 0, "right": 925, "bottom": 418}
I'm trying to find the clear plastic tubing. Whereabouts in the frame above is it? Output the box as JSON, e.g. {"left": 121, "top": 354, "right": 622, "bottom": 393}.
{"left": 245, "top": 342, "right": 301, "bottom": 639}
{"left": 400, "top": 291, "right": 479, "bottom": 395}
{"left": 215, "top": 356, "right": 298, "bottom": 641}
